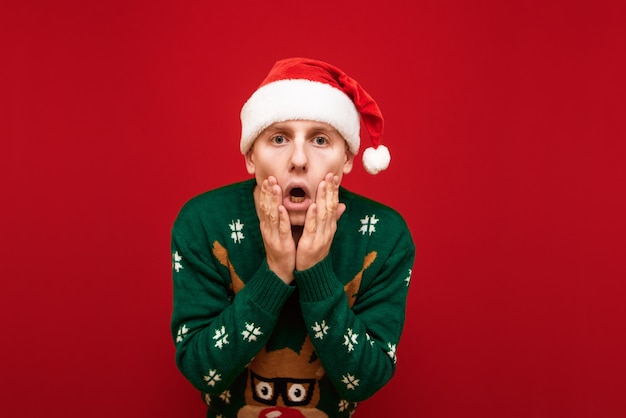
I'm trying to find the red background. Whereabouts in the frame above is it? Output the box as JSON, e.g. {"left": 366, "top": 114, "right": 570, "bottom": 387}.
{"left": 2, "top": 1, "right": 625, "bottom": 417}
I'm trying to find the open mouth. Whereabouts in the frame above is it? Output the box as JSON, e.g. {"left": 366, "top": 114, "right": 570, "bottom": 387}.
{"left": 289, "top": 187, "right": 306, "bottom": 203}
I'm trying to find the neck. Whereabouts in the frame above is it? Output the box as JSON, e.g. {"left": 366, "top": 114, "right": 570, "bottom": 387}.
{"left": 292, "top": 225, "right": 303, "bottom": 246}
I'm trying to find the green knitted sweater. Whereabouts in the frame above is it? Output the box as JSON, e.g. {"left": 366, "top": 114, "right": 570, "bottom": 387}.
{"left": 171, "top": 179, "right": 415, "bottom": 417}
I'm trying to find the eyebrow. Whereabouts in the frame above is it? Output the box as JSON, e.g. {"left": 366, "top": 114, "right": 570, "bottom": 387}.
{"left": 266, "top": 122, "right": 339, "bottom": 135}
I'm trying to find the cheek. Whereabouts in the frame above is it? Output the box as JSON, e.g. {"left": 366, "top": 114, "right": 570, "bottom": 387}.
{"left": 246, "top": 151, "right": 275, "bottom": 176}
{"left": 335, "top": 157, "right": 352, "bottom": 174}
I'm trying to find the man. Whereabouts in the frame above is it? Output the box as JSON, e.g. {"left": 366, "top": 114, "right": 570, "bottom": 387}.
{"left": 171, "top": 57, "right": 415, "bottom": 417}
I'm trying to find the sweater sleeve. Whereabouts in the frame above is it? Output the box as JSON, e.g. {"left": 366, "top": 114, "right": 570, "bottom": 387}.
{"left": 171, "top": 226, "right": 295, "bottom": 393}
{"left": 295, "top": 229, "right": 415, "bottom": 401}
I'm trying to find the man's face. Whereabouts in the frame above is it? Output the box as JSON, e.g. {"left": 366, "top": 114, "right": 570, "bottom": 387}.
{"left": 245, "top": 120, "right": 354, "bottom": 226}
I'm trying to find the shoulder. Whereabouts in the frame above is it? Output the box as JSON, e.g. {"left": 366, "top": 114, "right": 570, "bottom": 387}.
{"left": 340, "top": 187, "right": 408, "bottom": 227}
{"left": 335, "top": 188, "right": 415, "bottom": 279}
{"left": 173, "top": 179, "right": 256, "bottom": 230}
{"left": 177, "top": 180, "right": 254, "bottom": 217}
{"left": 338, "top": 187, "right": 414, "bottom": 249}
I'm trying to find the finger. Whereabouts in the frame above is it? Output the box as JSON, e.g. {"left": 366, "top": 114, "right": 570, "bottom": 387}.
{"left": 260, "top": 178, "right": 274, "bottom": 216}
{"left": 327, "top": 174, "right": 339, "bottom": 213}
{"left": 277, "top": 205, "right": 292, "bottom": 235}
{"left": 315, "top": 176, "right": 330, "bottom": 224}
{"left": 259, "top": 179, "right": 282, "bottom": 242}
{"left": 305, "top": 202, "right": 317, "bottom": 233}
{"left": 320, "top": 173, "right": 339, "bottom": 226}
{"left": 269, "top": 182, "right": 282, "bottom": 225}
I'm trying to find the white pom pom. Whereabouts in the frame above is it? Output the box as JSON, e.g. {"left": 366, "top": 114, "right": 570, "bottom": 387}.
{"left": 362, "top": 145, "right": 391, "bottom": 175}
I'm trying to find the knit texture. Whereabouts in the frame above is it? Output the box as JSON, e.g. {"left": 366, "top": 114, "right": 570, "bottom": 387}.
{"left": 171, "top": 179, "right": 415, "bottom": 417}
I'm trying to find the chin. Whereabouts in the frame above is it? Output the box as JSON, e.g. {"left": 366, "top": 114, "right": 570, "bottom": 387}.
{"left": 288, "top": 214, "right": 306, "bottom": 227}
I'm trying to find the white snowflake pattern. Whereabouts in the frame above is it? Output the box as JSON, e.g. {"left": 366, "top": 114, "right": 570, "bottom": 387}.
{"left": 365, "top": 333, "right": 375, "bottom": 346}
{"left": 358, "top": 214, "right": 379, "bottom": 236}
{"left": 229, "top": 219, "right": 245, "bottom": 243}
{"left": 203, "top": 393, "right": 211, "bottom": 406}
{"left": 213, "top": 326, "right": 229, "bottom": 349}
{"left": 176, "top": 324, "right": 189, "bottom": 343}
{"left": 387, "top": 342, "right": 397, "bottom": 363}
{"left": 341, "top": 373, "right": 360, "bottom": 390}
{"left": 311, "top": 320, "right": 329, "bottom": 339}
{"left": 405, "top": 268, "right": 412, "bottom": 287}
{"left": 172, "top": 251, "right": 183, "bottom": 272}
{"left": 339, "top": 400, "right": 358, "bottom": 414}
{"left": 339, "top": 400, "right": 350, "bottom": 412}
{"left": 203, "top": 369, "right": 222, "bottom": 387}
{"left": 343, "top": 328, "right": 359, "bottom": 352}
{"left": 241, "top": 322, "right": 263, "bottom": 342}
{"left": 219, "top": 390, "right": 231, "bottom": 404}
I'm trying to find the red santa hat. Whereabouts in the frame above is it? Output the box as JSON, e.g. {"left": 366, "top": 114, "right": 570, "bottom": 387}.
{"left": 240, "top": 57, "right": 391, "bottom": 175}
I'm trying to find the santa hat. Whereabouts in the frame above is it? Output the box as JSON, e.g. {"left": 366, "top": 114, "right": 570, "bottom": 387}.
{"left": 240, "top": 57, "right": 390, "bottom": 175}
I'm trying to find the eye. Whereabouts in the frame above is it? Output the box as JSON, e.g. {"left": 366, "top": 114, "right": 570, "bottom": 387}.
{"left": 255, "top": 381, "right": 274, "bottom": 401}
{"left": 271, "top": 135, "right": 286, "bottom": 144}
{"left": 313, "top": 136, "right": 328, "bottom": 146}
{"left": 287, "top": 383, "right": 307, "bottom": 403}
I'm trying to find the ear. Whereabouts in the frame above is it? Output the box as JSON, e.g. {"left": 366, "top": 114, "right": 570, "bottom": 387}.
{"left": 343, "top": 150, "right": 355, "bottom": 174}
{"left": 244, "top": 150, "right": 255, "bottom": 175}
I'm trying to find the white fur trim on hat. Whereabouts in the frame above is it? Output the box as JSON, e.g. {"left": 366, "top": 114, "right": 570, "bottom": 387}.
{"left": 240, "top": 79, "right": 361, "bottom": 154}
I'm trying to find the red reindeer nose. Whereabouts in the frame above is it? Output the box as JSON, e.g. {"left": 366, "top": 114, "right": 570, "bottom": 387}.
{"left": 259, "top": 406, "right": 306, "bottom": 418}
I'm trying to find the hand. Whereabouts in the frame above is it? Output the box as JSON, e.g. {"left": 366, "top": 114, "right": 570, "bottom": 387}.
{"left": 258, "top": 176, "right": 296, "bottom": 284}
{"left": 296, "top": 173, "right": 346, "bottom": 271}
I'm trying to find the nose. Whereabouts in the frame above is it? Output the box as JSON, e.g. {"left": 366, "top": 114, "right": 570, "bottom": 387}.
{"left": 289, "top": 141, "right": 308, "bottom": 172}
